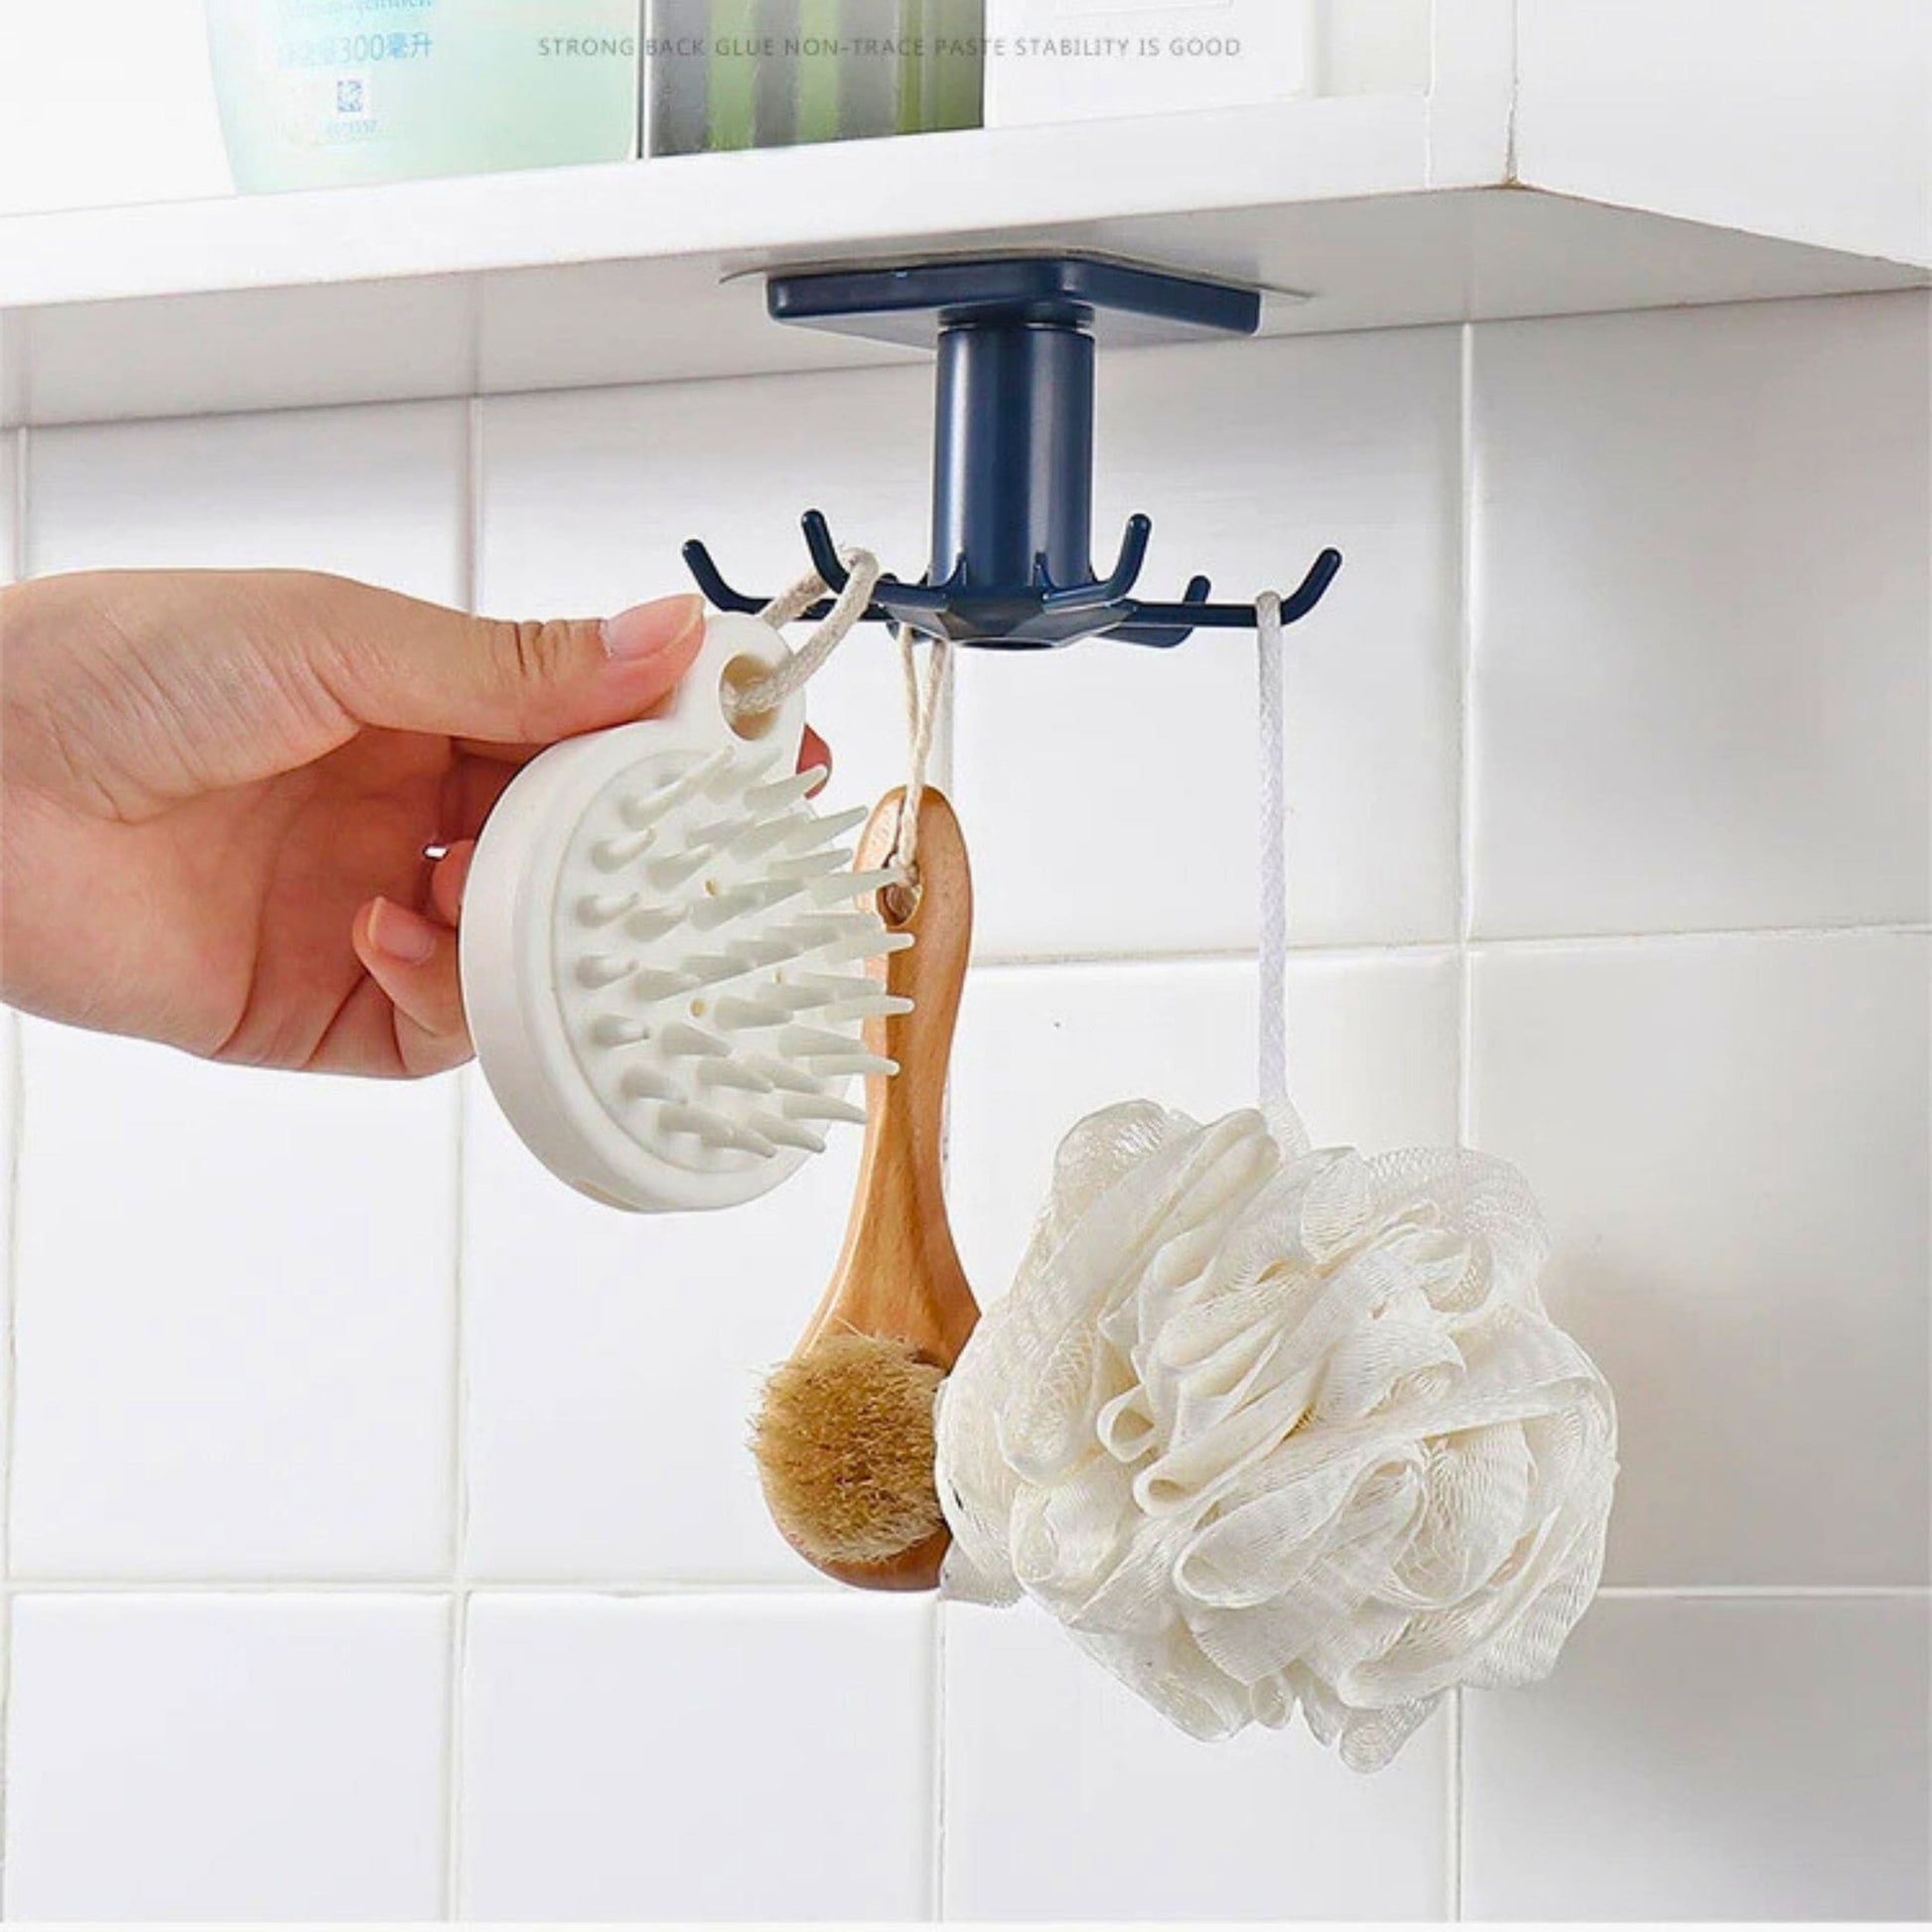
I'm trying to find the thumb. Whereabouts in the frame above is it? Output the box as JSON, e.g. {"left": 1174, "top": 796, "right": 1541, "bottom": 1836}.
{"left": 314, "top": 577, "right": 709, "bottom": 747}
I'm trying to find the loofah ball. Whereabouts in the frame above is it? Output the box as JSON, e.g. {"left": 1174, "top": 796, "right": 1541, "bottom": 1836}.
{"left": 935, "top": 1100, "right": 1618, "bottom": 1772}
{"left": 756, "top": 1333, "right": 946, "bottom": 1567}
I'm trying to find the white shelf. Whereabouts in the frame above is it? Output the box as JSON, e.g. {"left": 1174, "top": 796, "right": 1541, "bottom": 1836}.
{"left": 1, "top": 1, "right": 1924, "bottom": 427}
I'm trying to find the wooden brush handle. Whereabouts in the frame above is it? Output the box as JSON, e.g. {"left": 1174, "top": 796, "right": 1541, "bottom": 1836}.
{"left": 801, "top": 786, "right": 979, "bottom": 1369}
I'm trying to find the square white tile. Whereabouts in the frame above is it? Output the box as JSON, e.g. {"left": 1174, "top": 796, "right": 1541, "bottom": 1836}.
{"left": 26, "top": 398, "right": 467, "bottom": 601}
{"left": 458, "top": 1592, "right": 934, "bottom": 1919}
{"left": 1276, "top": 949, "right": 1463, "bottom": 1153}
{"left": 1463, "top": 1595, "right": 1932, "bottom": 1920}
{"left": 4, "top": 1592, "right": 450, "bottom": 1920}
{"left": 11, "top": 1020, "right": 457, "bottom": 1577}
{"left": 479, "top": 367, "right": 935, "bottom": 820}
{"left": 948, "top": 953, "right": 1460, "bottom": 1306}
{"left": 25, "top": 280, "right": 478, "bottom": 427}
{"left": 477, "top": 257, "right": 919, "bottom": 400}
{"left": 1470, "top": 291, "right": 1932, "bottom": 937}
{"left": 461, "top": 1070, "right": 858, "bottom": 1583}
{"left": 1470, "top": 931, "right": 1931, "bottom": 1587}
{"left": 952, "top": 325, "right": 1463, "bottom": 959}
{"left": 942, "top": 1600, "right": 1449, "bottom": 1919}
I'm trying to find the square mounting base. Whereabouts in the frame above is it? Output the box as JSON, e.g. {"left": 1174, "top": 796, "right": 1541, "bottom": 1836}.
{"left": 765, "top": 255, "right": 1263, "bottom": 351}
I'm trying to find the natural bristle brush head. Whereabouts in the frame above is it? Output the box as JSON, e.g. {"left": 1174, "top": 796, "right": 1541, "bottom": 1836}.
{"left": 754, "top": 787, "right": 981, "bottom": 1592}
{"left": 755, "top": 1334, "right": 946, "bottom": 1567}
{"left": 461, "top": 613, "right": 908, "bottom": 1213}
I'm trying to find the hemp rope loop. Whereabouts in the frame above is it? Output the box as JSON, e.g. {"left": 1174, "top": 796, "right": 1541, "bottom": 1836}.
{"left": 724, "top": 546, "right": 952, "bottom": 885}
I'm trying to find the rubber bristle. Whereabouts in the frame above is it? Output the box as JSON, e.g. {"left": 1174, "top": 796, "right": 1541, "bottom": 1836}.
{"left": 646, "top": 849, "right": 713, "bottom": 892}
{"left": 809, "top": 867, "right": 905, "bottom": 905}
{"left": 592, "top": 1016, "right": 652, "bottom": 1047}
{"left": 778, "top": 1026, "right": 865, "bottom": 1060}
{"left": 578, "top": 892, "right": 640, "bottom": 927}
{"left": 659, "top": 1103, "right": 775, "bottom": 1157}
{"left": 819, "top": 929, "right": 916, "bottom": 965}
{"left": 681, "top": 953, "right": 755, "bottom": 991}
{"left": 744, "top": 1056, "right": 823, "bottom": 1096}
{"left": 782, "top": 1094, "right": 869, "bottom": 1127}
{"left": 629, "top": 969, "right": 696, "bottom": 1004}
{"left": 659, "top": 1023, "right": 733, "bottom": 1059}
{"left": 767, "top": 847, "right": 854, "bottom": 882}
{"left": 744, "top": 768, "right": 830, "bottom": 814}
{"left": 703, "top": 747, "right": 780, "bottom": 799}
{"left": 747, "top": 1112, "right": 828, "bottom": 1154}
{"left": 687, "top": 813, "right": 756, "bottom": 852}
{"left": 576, "top": 954, "right": 634, "bottom": 990}
{"left": 622, "top": 906, "right": 686, "bottom": 944}
{"left": 713, "top": 996, "right": 790, "bottom": 1032}
{"left": 802, "top": 1052, "right": 899, "bottom": 1079}
{"left": 821, "top": 992, "right": 915, "bottom": 1023}
{"left": 592, "top": 828, "right": 657, "bottom": 872}
{"left": 695, "top": 1060, "right": 775, "bottom": 1095}
{"left": 785, "top": 806, "right": 868, "bottom": 849}
{"left": 726, "top": 816, "right": 807, "bottom": 862}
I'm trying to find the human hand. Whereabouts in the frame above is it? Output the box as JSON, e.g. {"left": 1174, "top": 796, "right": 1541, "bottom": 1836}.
{"left": 0, "top": 569, "right": 830, "bottom": 1076}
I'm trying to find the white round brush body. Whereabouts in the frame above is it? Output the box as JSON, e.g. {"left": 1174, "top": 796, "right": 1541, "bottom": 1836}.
{"left": 462, "top": 613, "right": 905, "bottom": 1212}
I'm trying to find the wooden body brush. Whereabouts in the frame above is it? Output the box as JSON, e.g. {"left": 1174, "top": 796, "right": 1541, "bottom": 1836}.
{"left": 754, "top": 785, "right": 979, "bottom": 1591}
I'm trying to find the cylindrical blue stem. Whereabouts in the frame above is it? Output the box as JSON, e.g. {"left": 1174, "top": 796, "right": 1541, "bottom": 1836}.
{"left": 928, "top": 317, "right": 1095, "bottom": 594}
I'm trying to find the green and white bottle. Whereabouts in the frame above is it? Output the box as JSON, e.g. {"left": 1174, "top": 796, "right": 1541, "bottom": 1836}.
{"left": 207, "top": 0, "right": 642, "bottom": 193}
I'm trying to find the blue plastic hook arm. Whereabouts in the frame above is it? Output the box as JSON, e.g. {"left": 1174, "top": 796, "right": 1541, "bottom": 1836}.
{"left": 682, "top": 256, "right": 1343, "bottom": 649}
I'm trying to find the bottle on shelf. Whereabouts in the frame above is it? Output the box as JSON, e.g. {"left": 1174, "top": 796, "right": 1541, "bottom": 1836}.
{"left": 646, "top": 0, "right": 984, "bottom": 155}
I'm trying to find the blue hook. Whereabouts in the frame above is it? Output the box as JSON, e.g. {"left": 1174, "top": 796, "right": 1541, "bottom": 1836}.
{"left": 681, "top": 258, "right": 1345, "bottom": 651}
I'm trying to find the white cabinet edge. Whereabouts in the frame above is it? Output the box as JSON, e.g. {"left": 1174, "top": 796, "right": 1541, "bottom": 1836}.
{"left": 1513, "top": 0, "right": 1932, "bottom": 269}
{"left": 1423, "top": 0, "right": 1518, "bottom": 188}
{"left": 0, "top": 96, "right": 1443, "bottom": 317}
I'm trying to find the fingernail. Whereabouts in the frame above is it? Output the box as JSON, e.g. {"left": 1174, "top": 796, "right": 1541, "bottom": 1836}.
{"left": 368, "top": 897, "right": 439, "bottom": 966}
{"left": 603, "top": 593, "right": 705, "bottom": 663}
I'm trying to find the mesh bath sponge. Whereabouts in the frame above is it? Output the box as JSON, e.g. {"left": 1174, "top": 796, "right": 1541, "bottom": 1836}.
{"left": 934, "top": 1099, "right": 1618, "bottom": 1772}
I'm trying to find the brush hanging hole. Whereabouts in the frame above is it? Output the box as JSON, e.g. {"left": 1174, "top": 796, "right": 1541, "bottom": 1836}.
{"left": 721, "top": 654, "right": 785, "bottom": 739}
{"left": 881, "top": 876, "right": 922, "bottom": 927}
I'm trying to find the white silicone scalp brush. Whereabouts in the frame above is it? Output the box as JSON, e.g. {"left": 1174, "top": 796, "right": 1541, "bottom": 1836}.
{"left": 461, "top": 612, "right": 910, "bottom": 1212}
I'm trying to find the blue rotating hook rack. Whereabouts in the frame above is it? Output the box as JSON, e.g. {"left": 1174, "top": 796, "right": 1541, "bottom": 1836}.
{"left": 683, "top": 256, "right": 1342, "bottom": 650}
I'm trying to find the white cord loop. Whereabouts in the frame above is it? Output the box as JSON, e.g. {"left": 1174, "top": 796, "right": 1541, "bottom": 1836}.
{"left": 893, "top": 624, "right": 952, "bottom": 880}
{"left": 726, "top": 547, "right": 886, "bottom": 722}
{"left": 720, "top": 548, "right": 953, "bottom": 891}
{"left": 1256, "top": 590, "right": 1289, "bottom": 1116}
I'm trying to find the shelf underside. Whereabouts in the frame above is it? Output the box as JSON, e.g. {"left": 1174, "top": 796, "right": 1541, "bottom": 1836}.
{"left": 3, "top": 167, "right": 1922, "bottom": 426}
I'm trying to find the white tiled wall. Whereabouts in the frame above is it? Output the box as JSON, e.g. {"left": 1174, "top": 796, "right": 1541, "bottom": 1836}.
{"left": 0, "top": 288, "right": 1925, "bottom": 1920}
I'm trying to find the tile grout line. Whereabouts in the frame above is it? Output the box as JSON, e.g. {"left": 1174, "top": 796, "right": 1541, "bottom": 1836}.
{"left": 440, "top": 1074, "right": 471, "bottom": 1922}
{"left": 1466, "top": 919, "right": 1931, "bottom": 955}
{"left": 439, "top": 395, "right": 485, "bottom": 1924}
{"left": 21, "top": 296, "right": 1887, "bottom": 440}
{"left": 927, "top": 1603, "right": 947, "bottom": 1923}
{"left": 0, "top": 1016, "right": 19, "bottom": 1918}
{"left": 966, "top": 920, "right": 1931, "bottom": 976}
{"left": 929, "top": 647, "right": 956, "bottom": 1923}
{"left": 1597, "top": 1585, "right": 1932, "bottom": 1601}
{"left": 9, "top": 422, "right": 24, "bottom": 579}
{"left": 2, "top": 1001, "right": 20, "bottom": 1561}
{"left": 0, "top": 1577, "right": 1919, "bottom": 1600}
{"left": 1449, "top": 316, "right": 1480, "bottom": 1928}
{"left": 0, "top": 1578, "right": 897, "bottom": 1596}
